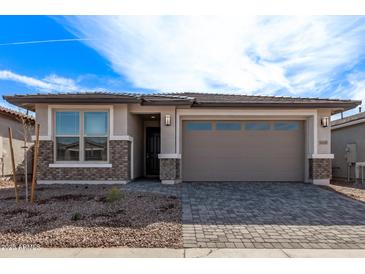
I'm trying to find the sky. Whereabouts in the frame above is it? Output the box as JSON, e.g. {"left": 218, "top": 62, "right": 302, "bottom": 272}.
{"left": 0, "top": 16, "right": 365, "bottom": 118}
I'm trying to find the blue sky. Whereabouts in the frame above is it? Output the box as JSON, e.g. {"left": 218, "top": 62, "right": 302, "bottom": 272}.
{"left": 1, "top": 16, "right": 365, "bottom": 116}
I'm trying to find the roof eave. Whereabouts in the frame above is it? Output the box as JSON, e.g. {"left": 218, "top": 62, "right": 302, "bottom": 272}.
{"left": 191, "top": 102, "right": 360, "bottom": 113}
{"left": 3, "top": 96, "right": 141, "bottom": 111}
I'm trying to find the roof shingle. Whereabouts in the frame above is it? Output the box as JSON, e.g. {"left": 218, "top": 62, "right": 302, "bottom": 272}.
{"left": 2, "top": 91, "right": 361, "bottom": 114}
{"left": 0, "top": 106, "right": 35, "bottom": 124}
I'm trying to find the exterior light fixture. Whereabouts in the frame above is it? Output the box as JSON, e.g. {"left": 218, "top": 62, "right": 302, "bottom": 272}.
{"left": 165, "top": 114, "right": 171, "bottom": 126}
{"left": 320, "top": 117, "right": 330, "bottom": 128}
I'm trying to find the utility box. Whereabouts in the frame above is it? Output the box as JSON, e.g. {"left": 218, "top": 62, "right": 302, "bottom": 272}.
{"left": 345, "top": 143, "right": 357, "bottom": 165}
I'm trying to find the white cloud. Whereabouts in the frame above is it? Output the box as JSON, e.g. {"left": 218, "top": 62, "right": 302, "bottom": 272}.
{"left": 331, "top": 71, "right": 365, "bottom": 120}
{"left": 336, "top": 71, "right": 365, "bottom": 106}
{"left": 0, "top": 70, "right": 54, "bottom": 90}
{"left": 346, "top": 73, "right": 365, "bottom": 104}
{"left": 62, "top": 16, "right": 365, "bottom": 97}
{"left": 0, "top": 70, "right": 102, "bottom": 93}
{"left": 43, "top": 74, "right": 79, "bottom": 92}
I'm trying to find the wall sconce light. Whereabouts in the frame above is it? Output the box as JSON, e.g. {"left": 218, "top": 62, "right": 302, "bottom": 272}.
{"left": 165, "top": 114, "right": 171, "bottom": 126}
{"left": 321, "top": 117, "right": 330, "bottom": 128}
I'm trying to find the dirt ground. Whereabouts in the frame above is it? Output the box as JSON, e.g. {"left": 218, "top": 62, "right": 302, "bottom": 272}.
{"left": 0, "top": 180, "right": 182, "bottom": 248}
{"left": 325, "top": 180, "right": 365, "bottom": 203}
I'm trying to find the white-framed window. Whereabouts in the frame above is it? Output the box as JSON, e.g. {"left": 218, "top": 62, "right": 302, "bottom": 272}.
{"left": 55, "top": 111, "right": 80, "bottom": 161}
{"left": 84, "top": 112, "right": 108, "bottom": 161}
{"left": 55, "top": 110, "right": 108, "bottom": 162}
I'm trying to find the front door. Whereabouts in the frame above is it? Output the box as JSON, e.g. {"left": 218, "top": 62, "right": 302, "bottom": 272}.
{"left": 146, "top": 127, "right": 160, "bottom": 176}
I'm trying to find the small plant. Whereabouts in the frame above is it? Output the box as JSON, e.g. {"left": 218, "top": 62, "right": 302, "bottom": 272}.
{"left": 105, "top": 187, "right": 123, "bottom": 203}
{"left": 71, "top": 212, "right": 81, "bottom": 221}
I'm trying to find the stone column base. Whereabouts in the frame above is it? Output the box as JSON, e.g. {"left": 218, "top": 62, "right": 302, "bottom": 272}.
{"left": 159, "top": 156, "right": 181, "bottom": 184}
{"left": 308, "top": 157, "right": 332, "bottom": 185}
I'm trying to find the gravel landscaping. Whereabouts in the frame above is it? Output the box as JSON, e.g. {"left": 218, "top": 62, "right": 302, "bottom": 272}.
{"left": 325, "top": 180, "right": 365, "bottom": 203}
{"left": 0, "top": 181, "right": 182, "bottom": 248}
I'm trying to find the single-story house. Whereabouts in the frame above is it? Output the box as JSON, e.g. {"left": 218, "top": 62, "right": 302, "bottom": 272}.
{"left": 331, "top": 111, "right": 365, "bottom": 181}
{"left": 3, "top": 92, "right": 360, "bottom": 185}
{"left": 0, "top": 106, "right": 34, "bottom": 178}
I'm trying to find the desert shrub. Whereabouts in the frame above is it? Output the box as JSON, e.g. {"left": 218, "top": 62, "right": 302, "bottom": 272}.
{"left": 71, "top": 212, "right": 81, "bottom": 221}
{"left": 105, "top": 187, "right": 123, "bottom": 203}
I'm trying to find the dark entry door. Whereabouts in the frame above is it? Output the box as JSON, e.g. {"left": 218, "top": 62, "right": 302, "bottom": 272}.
{"left": 146, "top": 127, "right": 160, "bottom": 176}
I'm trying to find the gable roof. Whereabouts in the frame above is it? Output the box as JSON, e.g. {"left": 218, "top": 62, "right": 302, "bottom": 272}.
{"left": 3, "top": 92, "right": 361, "bottom": 114}
{"left": 0, "top": 106, "right": 35, "bottom": 124}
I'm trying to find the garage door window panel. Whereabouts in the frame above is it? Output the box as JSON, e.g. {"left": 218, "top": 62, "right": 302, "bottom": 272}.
{"left": 244, "top": 122, "right": 270, "bottom": 131}
{"left": 274, "top": 122, "right": 300, "bottom": 131}
{"left": 186, "top": 122, "right": 212, "bottom": 131}
{"left": 216, "top": 122, "right": 241, "bottom": 131}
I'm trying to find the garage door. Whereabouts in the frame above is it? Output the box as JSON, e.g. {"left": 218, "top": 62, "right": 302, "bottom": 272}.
{"left": 182, "top": 120, "right": 304, "bottom": 181}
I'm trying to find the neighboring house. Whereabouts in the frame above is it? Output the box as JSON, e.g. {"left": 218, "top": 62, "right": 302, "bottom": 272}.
{"left": 0, "top": 106, "right": 34, "bottom": 178}
{"left": 331, "top": 111, "right": 365, "bottom": 181}
{"left": 3, "top": 92, "right": 360, "bottom": 185}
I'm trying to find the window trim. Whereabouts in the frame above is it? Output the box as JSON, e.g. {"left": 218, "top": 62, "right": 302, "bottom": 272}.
{"left": 53, "top": 109, "right": 109, "bottom": 164}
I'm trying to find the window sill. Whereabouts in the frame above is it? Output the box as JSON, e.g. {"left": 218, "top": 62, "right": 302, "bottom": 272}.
{"left": 49, "top": 163, "right": 112, "bottom": 168}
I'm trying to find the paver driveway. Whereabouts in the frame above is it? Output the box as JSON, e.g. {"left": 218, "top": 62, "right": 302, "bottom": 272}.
{"left": 123, "top": 181, "right": 365, "bottom": 249}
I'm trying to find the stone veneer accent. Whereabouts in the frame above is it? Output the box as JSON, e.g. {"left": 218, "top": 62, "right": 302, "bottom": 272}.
{"left": 37, "top": 140, "right": 130, "bottom": 181}
{"left": 309, "top": 158, "right": 332, "bottom": 180}
{"left": 159, "top": 158, "right": 181, "bottom": 181}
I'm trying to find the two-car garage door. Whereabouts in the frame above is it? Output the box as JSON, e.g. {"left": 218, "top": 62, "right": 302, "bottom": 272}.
{"left": 182, "top": 120, "right": 304, "bottom": 182}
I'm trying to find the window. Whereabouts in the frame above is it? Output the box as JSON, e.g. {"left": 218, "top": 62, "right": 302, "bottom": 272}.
{"left": 55, "top": 112, "right": 80, "bottom": 161}
{"left": 274, "top": 122, "right": 299, "bottom": 131}
{"left": 186, "top": 122, "right": 212, "bottom": 131}
{"left": 216, "top": 122, "right": 241, "bottom": 131}
{"left": 84, "top": 112, "right": 108, "bottom": 161}
{"left": 55, "top": 111, "right": 108, "bottom": 162}
{"left": 244, "top": 122, "right": 270, "bottom": 131}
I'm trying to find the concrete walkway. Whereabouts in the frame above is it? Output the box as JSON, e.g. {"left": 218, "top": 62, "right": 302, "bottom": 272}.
{"left": 1, "top": 248, "right": 365, "bottom": 258}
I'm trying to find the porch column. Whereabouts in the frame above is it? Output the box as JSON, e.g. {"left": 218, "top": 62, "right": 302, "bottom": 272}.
{"left": 307, "top": 109, "right": 334, "bottom": 185}
{"left": 159, "top": 107, "right": 181, "bottom": 184}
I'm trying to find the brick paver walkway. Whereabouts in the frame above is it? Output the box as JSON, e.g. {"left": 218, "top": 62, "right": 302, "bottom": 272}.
{"left": 123, "top": 181, "right": 365, "bottom": 249}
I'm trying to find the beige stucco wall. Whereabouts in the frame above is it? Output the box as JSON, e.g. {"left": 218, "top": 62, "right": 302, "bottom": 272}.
{"left": 32, "top": 103, "right": 335, "bottom": 183}
{"left": 35, "top": 104, "right": 129, "bottom": 138}
{"left": 0, "top": 115, "right": 33, "bottom": 177}
{"left": 127, "top": 111, "right": 144, "bottom": 178}
{"left": 160, "top": 107, "right": 176, "bottom": 154}
{"left": 35, "top": 104, "right": 48, "bottom": 136}
{"left": 114, "top": 104, "right": 128, "bottom": 136}
{"left": 129, "top": 104, "right": 177, "bottom": 154}
{"left": 317, "top": 109, "right": 332, "bottom": 154}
